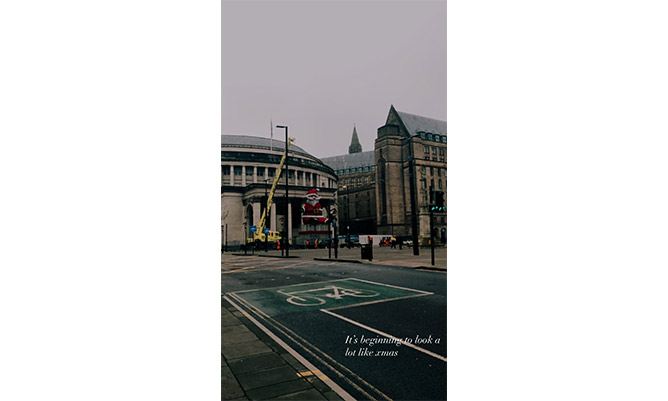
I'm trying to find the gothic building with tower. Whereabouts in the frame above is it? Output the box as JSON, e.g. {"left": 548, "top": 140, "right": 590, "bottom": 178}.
{"left": 375, "top": 105, "right": 447, "bottom": 241}
{"left": 348, "top": 126, "right": 362, "bottom": 154}
{"left": 322, "top": 106, "right": 447, "bottom": 244}
{"left": 222, "top": 106, "right": 446, "bottom": 250}
{"left": 321, "top": 128, "right": 377, "bottom": 236}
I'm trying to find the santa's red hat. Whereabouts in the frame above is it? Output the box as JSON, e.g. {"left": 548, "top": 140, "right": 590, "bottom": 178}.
{"left": 306, "top": 188, "right": 319, "bottom": 196}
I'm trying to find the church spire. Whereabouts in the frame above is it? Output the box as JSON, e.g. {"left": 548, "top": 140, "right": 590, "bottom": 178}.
{"left": 348, "top": 125, "right": 362, "bottom": 154}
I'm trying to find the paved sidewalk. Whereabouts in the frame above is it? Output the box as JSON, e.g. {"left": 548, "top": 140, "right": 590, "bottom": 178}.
{"left": 227, "top": 246, "right": 447, "bottom": 270}
{"left": 222, "top": 298, "right": 344, "bottom": 401}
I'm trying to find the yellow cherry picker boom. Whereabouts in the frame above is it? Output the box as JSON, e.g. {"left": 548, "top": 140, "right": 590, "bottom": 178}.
{"left": 248, "top": 137, "right": 295, "bottom": 244}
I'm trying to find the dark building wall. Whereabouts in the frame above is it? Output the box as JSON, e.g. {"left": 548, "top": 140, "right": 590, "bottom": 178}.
{"left": 322, "top": 107, "right": 446, "bottom": 241}
{"left": 338, "top": 174, "right": 376, "bottom": 236}
{"left": 375, "top": 134, "right": 408, "bottom": 235}
{"left": 374, "top": 108, "right": 447, "bottom": 240}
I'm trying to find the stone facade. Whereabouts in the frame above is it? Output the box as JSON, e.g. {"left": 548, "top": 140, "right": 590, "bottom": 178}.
{"left": 375, "top": 105, "right": 447, "bottom": 243}
{"left": 321, "top": 107, "right": 447, "bottom": 244}
{"left": 321, "top": 142, "right": 377, "bottom": 237}
{"left": 223, "top": 106, "right": 446, "bottom": 249}
{"left": 221, "top": 135, "right": 337, "bottom": 249}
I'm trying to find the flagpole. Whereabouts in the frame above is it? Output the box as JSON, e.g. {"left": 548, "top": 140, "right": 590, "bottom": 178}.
{"left": 270, "top": 119, "right": 273, "bottom": 152}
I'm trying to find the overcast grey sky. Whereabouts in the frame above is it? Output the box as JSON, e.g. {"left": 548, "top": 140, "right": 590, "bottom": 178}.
{"left": 222, "top": 1, "right": 446, "bottom": 158}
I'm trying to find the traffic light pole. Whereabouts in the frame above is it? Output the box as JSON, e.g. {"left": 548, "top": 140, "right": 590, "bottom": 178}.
{"left": 328, "top": 217, "right": 332, "bottom": 259}
{"left": 333, "top": 215, "right": 338, "bottom": 259}
{"left": 430, "top": 208, "right": 435, "bottom": 266}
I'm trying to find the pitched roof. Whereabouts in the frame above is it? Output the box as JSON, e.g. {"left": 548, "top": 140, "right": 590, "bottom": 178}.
{"left": 320, "top": 151, "right": 374, "bottom": 171}
{"left": 394, "top": 108, "right": 447, "bottom": 137}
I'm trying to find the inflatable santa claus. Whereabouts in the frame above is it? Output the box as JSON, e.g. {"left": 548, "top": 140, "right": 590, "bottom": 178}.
{"left": 301, "top": 188, "right": 329, "bottom": 225}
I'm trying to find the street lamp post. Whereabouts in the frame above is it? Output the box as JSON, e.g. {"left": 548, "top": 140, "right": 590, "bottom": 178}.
{"left": 408, "top": 140, "right": 420, "bottom": 256}
{"left": 333, "top": 189, "right": 339, "bottom": 259}
{"left": 346, "top": 194, "right": 351, "bottom": 249}
{"left": 342, "top": 185, "right": 350, "bottom": 249}
{"left": 276, "top": 125, "right": 289, "bottom": 257}
{"left": 243, "top": 221, "right": 247, "bottom": 255}
{"left": 264, "top": 178, "right": 270, "bottom": 252}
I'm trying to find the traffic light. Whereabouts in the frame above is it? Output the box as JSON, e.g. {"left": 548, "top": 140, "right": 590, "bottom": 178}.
{"left": 430, "top": 190, "right": 445, "bottom": 212}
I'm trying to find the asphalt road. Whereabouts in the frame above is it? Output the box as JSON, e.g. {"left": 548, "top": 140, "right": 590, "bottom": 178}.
{"left": 222, "top": 255, "right": 447, "bottom": 401}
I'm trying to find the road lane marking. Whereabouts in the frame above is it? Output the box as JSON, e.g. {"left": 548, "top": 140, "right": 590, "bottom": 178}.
{"left": 324, "top": 292, "right": 432, "bottom": 311}
{"left": 321, "top": 309, "right": 447, "bottom": 363}
{"left": 228, "top": 293, "right": 392, "bottom": 401}
{"left": 222, "top": 264, "right": 297, "bottom": 275}
{"left": 222, "top": 260, "right": 314, "bottom": 275}
{"left": 416, "top": 268, "right": 447, "bottom": 273}
{"left": 223, "top": 295, "right": 356, "bottom": 401}
{"left": 348, "top": 278, "right": 433, "bottom": 294}
{"left": 229, "top": 293, "right": 390, "bottom": 401}
{"left": 230, "top": 278, "right": 433, "bottom": 316}
{"left": 230, "top": 278, "right": 352, "bottom": 294}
